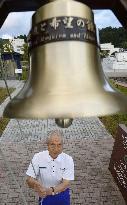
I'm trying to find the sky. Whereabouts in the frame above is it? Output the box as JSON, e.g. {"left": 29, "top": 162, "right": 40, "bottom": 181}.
{"left": 0, "top": 9, "right": 122, "bottom": 39}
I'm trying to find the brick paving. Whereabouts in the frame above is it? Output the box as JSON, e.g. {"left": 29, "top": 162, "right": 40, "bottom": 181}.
{"left": 0, "top": 80, "right": 126, "bottom": 205}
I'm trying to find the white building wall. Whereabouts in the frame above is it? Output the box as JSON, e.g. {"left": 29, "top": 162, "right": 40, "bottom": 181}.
{"left": 113, "top": 61, "right": 127, "bottom": 70}
{"left": 100, "top": 43, "right": 120, "bottom": 55}
{"left": 10, "top": 38, "right": 25, "bottom": 54}
{"left": 102, "top": 53, "right": 127, "bottom": 71}
{"left": 115, "top": 52, "right": 127, "bottom": 62}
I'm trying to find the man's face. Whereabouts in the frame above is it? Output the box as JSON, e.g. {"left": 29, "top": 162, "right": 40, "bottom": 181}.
{"left": 48, "top": 135, "right": 63, "bottom": 159}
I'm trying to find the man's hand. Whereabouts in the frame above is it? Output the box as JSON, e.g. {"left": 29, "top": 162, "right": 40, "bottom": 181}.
{"left": 34, "top": 183, "right": 47, "bottom": 197}
{"left": 35, "top": 186, "right": 53, "bottom": 197}
{"left": 46, "top": 188, "right": 52, "bottom": 196}
{"left": 26, "top": 176, "right": 47, "bottom": 197}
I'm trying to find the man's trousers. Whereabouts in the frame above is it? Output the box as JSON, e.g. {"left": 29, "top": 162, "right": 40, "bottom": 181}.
{"left": 39, "top": 188, "right": 70, "bottom": 205}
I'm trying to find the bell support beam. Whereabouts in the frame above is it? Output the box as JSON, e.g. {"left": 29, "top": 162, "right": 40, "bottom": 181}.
{"left": 112, "top": 2, "right": 127, "bottom": 29}
{"left": 0, "top": 3, "right": 9, "bottom": 28}
{"left": 0, "top": 0, "right": 127, "bottom": 28}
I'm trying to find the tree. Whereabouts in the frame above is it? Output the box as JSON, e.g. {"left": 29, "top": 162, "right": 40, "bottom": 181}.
{"left": 15, "top": 35, "right": 27, "bottom": 43}
{"left": 21, "top": 43, "right": 29, "bottom": 61}
{"left": 99, "top": 27, "right": 127, "bottom": 48}
{"left": 100, "top": 50, "right": 110, "bottom": 59}
{"left": 2, "top": 39, "right": 14, "bottom": 53}
{"left": 119, "top": 41, "right": 127, "bottom": 49}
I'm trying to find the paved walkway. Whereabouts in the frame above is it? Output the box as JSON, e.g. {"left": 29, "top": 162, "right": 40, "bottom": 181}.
{"left": 0, "top": 80, "right": 125, "bottom": 205}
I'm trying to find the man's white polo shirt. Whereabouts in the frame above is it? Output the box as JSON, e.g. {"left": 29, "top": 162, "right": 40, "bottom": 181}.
{"left": 26, "top": 150, "right": 74, "bottom": 188}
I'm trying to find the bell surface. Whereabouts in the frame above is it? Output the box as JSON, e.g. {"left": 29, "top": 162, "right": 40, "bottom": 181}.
{"left": 3, "top": 0, "right": 127, "bottom": 119}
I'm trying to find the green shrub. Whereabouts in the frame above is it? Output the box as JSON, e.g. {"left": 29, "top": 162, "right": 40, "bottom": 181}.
{"left": 21, "top": 69, "right": 29, "bottom": 80}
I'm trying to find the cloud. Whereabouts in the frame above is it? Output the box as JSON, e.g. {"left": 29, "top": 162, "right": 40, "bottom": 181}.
{"left": 0, "top": 9, "right": 122, "bottom": 38}
{"left": 0, "top": 11, "right": 34, "bottom": 38}
{"left": 2, "top": 34, "right": 13, "bottom": 39}
{"left": 94, "top": 10, "right": 122, "bottom": 29}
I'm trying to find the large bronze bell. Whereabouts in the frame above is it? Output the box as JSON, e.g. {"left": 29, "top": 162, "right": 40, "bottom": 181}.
{"left": 3, "top": 0, "right": 127, "bottom": 127}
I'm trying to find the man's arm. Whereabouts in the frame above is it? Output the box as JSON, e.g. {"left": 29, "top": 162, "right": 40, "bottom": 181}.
{"left": 26, "top": 176, "right": 71, "bottom": 196}
{"left": 54, "top": 179, "right": 70, "bottom": 193}
{"left": 46, "top": 179, "right": 70, "bottom": 195}
{"left": 26, "top": 176, "right": 47, "bottom": 197}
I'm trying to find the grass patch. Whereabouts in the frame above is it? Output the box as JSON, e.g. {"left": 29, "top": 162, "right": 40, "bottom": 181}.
{"left": 0, "top": 87, "right": 15, "bottom": 104}
{"left": 100, "top": 80, "right": 127, "bottom": 137}
{"left": 0, "top": 117, "right": 10, "bottom": 136}
{"left": 0, "top": 87, "right": 15, "bottom": 135}
{"left": 100, "top": 114, "right": 127, "bottom": 137}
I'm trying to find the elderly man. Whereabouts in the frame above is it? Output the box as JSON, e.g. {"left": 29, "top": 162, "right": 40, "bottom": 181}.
{"left": 26, "top": 130, "right": 74, "bottom": 205}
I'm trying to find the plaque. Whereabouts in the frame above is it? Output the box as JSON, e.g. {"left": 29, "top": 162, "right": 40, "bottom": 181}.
{"left": 109, "top": 124, "right": 127, "bottom": 203}
{"left": 28, "top": 16, "right": 97, "bottom": 50}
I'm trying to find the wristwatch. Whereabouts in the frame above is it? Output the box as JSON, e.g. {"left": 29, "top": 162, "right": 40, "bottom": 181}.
{"left": 50, "top": 187, "right": 55, "bottom": 195}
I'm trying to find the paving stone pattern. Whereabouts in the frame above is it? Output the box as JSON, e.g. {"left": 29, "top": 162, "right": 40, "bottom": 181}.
{"left": 0, "top": 118, "right": 126, "bottom": 205}
{"left": 0, "top": 80, "right": 126, "bottom": 205}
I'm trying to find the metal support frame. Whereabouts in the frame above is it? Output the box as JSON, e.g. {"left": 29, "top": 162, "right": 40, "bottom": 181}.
{"left": 0, "top": 0, "right": 127, "bottom": 29}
